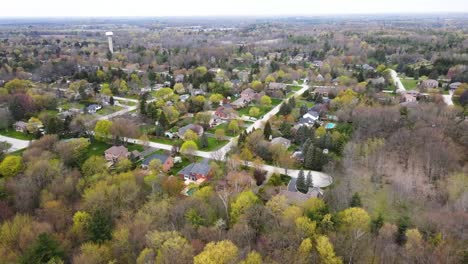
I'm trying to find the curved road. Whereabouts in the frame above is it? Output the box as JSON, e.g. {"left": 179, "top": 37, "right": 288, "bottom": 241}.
{"left": 126, "top": 83, "right": 333, "bottom": 188}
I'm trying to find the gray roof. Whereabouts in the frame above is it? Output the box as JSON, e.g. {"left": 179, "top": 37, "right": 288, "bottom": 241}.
{"left": 142, "top": 153, "right": 170, "bottom": 166}
{"left": 179, "top": 159, "right": 211, "bottom": 176}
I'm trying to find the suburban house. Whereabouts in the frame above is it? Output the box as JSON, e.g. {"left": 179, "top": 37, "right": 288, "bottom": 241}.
{"left": 231, "top": 88, "right": 264, "bottom": 109}
{"left": 175, "top": 74, "right": 185, "bottom": 83}
{"left": 266, "top": 82, "right": 287, "bottom": 98}
{"left": 178, "top": 159, "right": 212, "bottom": 181}
{"left": 420, "top": 79, "right": 439, "bottom": 89}
{"left": 142, "top": 153, "right": 174, "bottom": 172}
{"left": 271, "top": 137, "right": 292, "bottom": 148}
{"left": 315, "top": 74, "right": 325, "bottom": 82}
{"left": 178, "top": 124, "right": 204, "bottom": 139}
{"left": 449, "top": 82, "right": 461, "bottom": 91}
{"left": 214, "top": 104, "right": 238, "bottom": 120}
{"left": 104, "top": 146, "right": 130, "bottom": 163}
{"left": 298, "top": 110, "right": 320, "bottom": 127}
{"left": 86, "top": 104, "right": 102, "bottom": 114}
{"left": 401, "top": 93, "right": 417, "bottom": 103}
{"left": 13, "top": 121, "right": 28, "bottom": 133}
{"left": 312, "top": 60, "right": 323, "bottom": 68}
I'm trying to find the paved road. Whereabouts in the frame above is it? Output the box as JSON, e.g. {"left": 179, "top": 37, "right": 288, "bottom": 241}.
{"left": 390, "top": 69, "right": 406, "bottom": 94}
{"left": 443, "top": 91, "right": 454, "bottom": 106}
{"left": 125, "top": 83, "right": 333, "bottom": 187}
{"left": 0, "top": 135, "right": 31, "bottom": 153}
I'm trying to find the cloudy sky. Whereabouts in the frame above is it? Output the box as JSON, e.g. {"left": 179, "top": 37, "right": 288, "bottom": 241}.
{"left": 2, "top": 0, "right": 468, "bottom": 17}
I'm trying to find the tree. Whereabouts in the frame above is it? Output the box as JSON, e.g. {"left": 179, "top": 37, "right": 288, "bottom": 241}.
{"left": 72, "top": 211, "right": 92, "bottom": 241}
{"left": 350, "top": 193, "right": 362, "bottom": 207}
{"left": 81, "top": 156, "right": 107, "bottom": 177}
{"left": 240, "top": 251, "right": 262, "bottom": 264}
{"left": 215, "top": 129, "right": 225, "bottom": 142}
{"left": 4, "top": 79, "right": 32, "bottom": 94}
{"left": 158, "top": 112, "right": 169, "bottom": 129}
{"left": 249, "top": 107, "right": 261, "bottom": 117}
{"left": 316, "top": 235, "right": 342, "bottom": 264}
{"left": 194, "top": 240, "right": 239, "bottom": 264}
{"left": 9, "top": 93, "right": 35, "bottom": 121}
{"left": 251, "top": 80, "right": 263, "bottom": 92}
{"left": 230, "top": 190, "right": 259, "bottom": 223}
{"left": 184, "top": 129, "right": 199, "bottom": 142}
{"left": 109, "top": 96, "right": 114, "bottom": 106}
{"left": 227, "top": 120, "right": 239, "bottom": 134}
{"left": 0, "top": 155, "right": 22, "bottom": 177}
{"left": 209, "top": 93, "right": 224, "bottom": 104}
{"left": 195, "top": 112, "right": 213, "bottom": 129}
{"left": 260, "top": 95, "right": 272, "bottom": 106}
{"left": 296, "top": 170, "right": 308, "bottom": 193}
{"left": 115, "top": 158, "right": 132, "bottom": 173}
{"left": 20, "top": 233, "right": 64, "bottom": 264}
{"left": 200, "top": 133, "right": 209, "bottom": 149}
{"left": 306, "top": 171, "right": 313, "bottom": 187}
{"left": 109, "top": 118, "right": 140, "bottom": 143}
{"left": 140, "top": 92, "right": 148, "bottom": 115}
{"left": 94, "top": 120, "right": 113, "bottom": 141}
{"left": 54, "top": 138, "right": 90, "bottom": 166}
{"left": 180, "top": 140, "right": 198, "bottom": 155}
{"left": 0, "top": 108, "right": 12, "bottom": 130}
{"left": 263, "top": 121, "right": 272, "bottom": 140}
{"left": 89, "top": 210, "right": 112, "bottom": 243}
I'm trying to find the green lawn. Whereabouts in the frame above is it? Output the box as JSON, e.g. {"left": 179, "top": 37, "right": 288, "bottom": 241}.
{"left": 150, "top": 136, "right": 181, "bottom": 145}
{"left": 238, "top": 105, "right": 271, "bottom": 117}
{"left": 200, "top": 137, "right": 229, "bottom": 151}
{"left": 59, "top": 102, "right": 85, "bottom": 110}
{"left": 290, "top": 85, "right": 302, "bottom": 91}
{"left": 98, "top": 105, "right": 124, "bottom": 115}
{"left": 401, "top": 79, "right": 419, "bottom": 90}
{"left": 85, "top": 141, "right": 112, "bottom": 159}
{"left": 271, "top": 98, "right": 283, "bottom": 106}
{"left": 297, "top": 100, "right": 315, "bottom": 108}
{"left": 207, "top": 122, "right": 242, "bottom": 137}
{"left": 0, "top": 129, "right": 35, "bottom": 140}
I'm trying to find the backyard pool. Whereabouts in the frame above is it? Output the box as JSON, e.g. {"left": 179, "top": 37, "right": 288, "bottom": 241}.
{"left": 325, "top": 123, "right": 336, "bottom": 129}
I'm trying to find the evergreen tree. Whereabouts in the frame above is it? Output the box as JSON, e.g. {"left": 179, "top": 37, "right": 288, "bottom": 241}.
{"left": 289, "top": 97, "right": 296, "bottom": 108}
{"left": 304, "top": 144, "right": 315, "bottom": 169}
{"left": 350, "top": 192, "right": 362, "bottom": 207}
{"left": 306, "top": 171, "right": 313, "bottom": 187}
{"left": 296, "top": 126, "right": 308, "bottom": 145}
{"left": 200, "top": 133, "right": 209, "bottom": 149}
{"left": 296, "top": 170, "right": 308, "bottom": 193}
{"left": 299, "top": 104, "right": 308, "bottom": 116}
{"left": 109, "top": 96, "right": 114, "bottom": 106}
{"left": 21, "top": 233, "right": 64, "bottom": 264}
{"left": 89, "top": 210, "right": 112, "bottom": 243}
{"left": 263, "top": 121, "right": 272, "bottom": 140}
{"left": 371, "top": 213, "right": 384, "bottom": 235}
{"left": 140, "top": 92, "right": 148, "bottom": 115}
{"left": 396, "top": 216, "right": 410, "bottom": 245}
{"left": 158, "top": 112, "right": 169, "bottom": 129}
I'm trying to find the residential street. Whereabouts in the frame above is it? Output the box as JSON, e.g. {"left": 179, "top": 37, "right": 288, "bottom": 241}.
{"left": 0, "top": 135, "right": 31, "bottom": 153}
{"left": 126, "top": 83, "right": 334, "bottom": 188}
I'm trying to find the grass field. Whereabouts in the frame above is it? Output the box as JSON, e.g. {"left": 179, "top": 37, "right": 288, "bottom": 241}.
{"left": 98, "top": 105, "right": 124, "bottom": 115}
{"left": 238, "top": 105, "right": 271, "bottom": 117}
{"left": 0, "top": 129, "right": 35, "bottom": 140}
{"left": 200, "top": 137, "right": 229, "bottom": 151}
{"left": 59, "top": 102, "right": 85, "bottom": 110}
{"left": 401, "top": 78, "right": 419, "bottom": 90}
{"left": 150, "top": 136, "right": 181, "bottom": 145}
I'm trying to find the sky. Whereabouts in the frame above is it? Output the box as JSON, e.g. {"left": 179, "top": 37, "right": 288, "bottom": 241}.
{"left": 2, "top": 0, "right": 468, "bottom": 17}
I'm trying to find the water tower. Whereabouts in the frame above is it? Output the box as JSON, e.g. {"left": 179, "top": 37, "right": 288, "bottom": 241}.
{"left": 105, "top": 32, "right": 114, "bottom": 53}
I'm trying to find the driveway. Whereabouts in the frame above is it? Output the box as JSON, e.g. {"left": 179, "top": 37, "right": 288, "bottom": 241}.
{"left": 390, "top": 69, "right": 406, "bottom": 94}
{"left": 443, "top": 91, "right": 454, "bottom": 106}
{"left": 0, "top": 135, "right": 31, "bottom": 153}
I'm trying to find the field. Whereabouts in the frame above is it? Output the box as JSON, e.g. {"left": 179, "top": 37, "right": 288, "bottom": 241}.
{"left": 200, "top": 137, "right": 229, "bottom": 151}
{"left": 238, "top": 105, "right": 272, "bottom": 117}
{"left": 0, "top": 129, "right": 35, "bottom": 140}
{"left": 401, "top": 78, "right": 419, "bottom": 90}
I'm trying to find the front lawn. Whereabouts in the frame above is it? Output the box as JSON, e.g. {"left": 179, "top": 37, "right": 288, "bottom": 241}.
{"left": 200, "top": 137, "right": 229, "bottom": 151}
{"left": 97, "top": 105, "right": 124, "bottom": 116}
{"left": 238, "top": 105, "right": 271, "bottom": 118}
{"left": 150, "top": 136, "right": 181, "bottom": 145}
{"left": 85, "top": 141, "right": 112, "bottom": 159}
{"left": 59, "top": 102, "right": 85, "bottom": 110}
{"left": 290, "top": 85, "right": 302, "bottom": 91}
{"left": 0, "top": 129, "right": 35, "bottom": 140}
{"left": 207, "top": 122, "right": 243, "bottom": 137}
{"left": 401, "top": 78, "right": 419, "bottom": 90}
{"left": 169, "top": 157, "right": 192, "bottom": 176}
